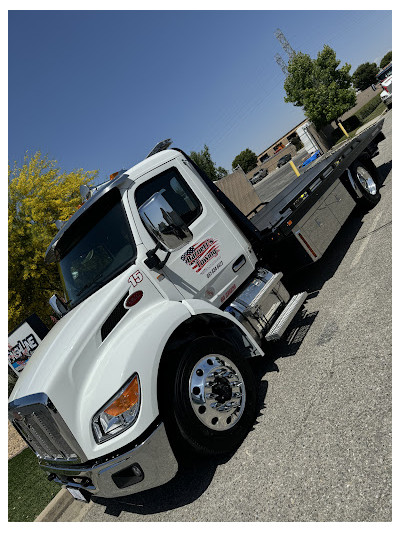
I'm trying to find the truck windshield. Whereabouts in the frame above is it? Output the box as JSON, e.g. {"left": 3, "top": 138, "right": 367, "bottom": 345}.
{"left": 57, "top": 189, "right": 136, "bottom": 307}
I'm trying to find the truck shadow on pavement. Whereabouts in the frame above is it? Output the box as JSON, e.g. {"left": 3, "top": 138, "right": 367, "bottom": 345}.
{"left": 91, "top": 450, "right": 234, "bottom": 516}
{"left": 374, "top": 161, "right": 391, "bottom": 189}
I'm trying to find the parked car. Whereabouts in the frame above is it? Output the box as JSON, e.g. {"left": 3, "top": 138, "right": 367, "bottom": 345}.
{"left": 380, "top": 75, "right": 392, "bottom": 109}
{"left": 250, "top": 167, "right": 268, "bottom": 184}
{"left": 277, "top": 154, "right": 292, "bottom": 168}
{"left": 301, "top": 150, "right": 321, "bottom": 168}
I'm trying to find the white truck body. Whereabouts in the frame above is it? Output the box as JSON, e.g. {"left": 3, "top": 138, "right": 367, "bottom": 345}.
{"left": 9, "top": 125, "right": 385, "bottom": 500}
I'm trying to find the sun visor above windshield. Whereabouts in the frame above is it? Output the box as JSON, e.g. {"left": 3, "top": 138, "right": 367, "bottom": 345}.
{"left": 44, "top": 173, "right": 131, "bottom": 263}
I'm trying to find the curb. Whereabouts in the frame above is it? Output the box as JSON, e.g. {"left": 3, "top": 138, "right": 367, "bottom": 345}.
{"left": 34, "top": 487, "right": 74, "bottom": 522}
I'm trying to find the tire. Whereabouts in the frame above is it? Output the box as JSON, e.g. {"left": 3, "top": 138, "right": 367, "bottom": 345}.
{"left": 350, "top": 158, "right": 381, "bottom": 210}
{"left": 165, "top": 336, "right": 257, "bottom": 456}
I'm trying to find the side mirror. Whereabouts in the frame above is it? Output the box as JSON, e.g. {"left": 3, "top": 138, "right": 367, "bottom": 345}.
{"left": 49, "top": 294, "right": 68, "bottom": 319}
{"left": 139, "top": 192, "right": 193, "bottom": 252}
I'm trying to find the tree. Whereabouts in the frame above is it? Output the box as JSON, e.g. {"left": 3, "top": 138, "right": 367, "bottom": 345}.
{"left": 8, "top": 152, "right": 97, "bottom": 331}
{"left": 232, "top": 149, "right": 258, "bottom": 174}
{"left": 190, "top": 145, "right": 227, "bottom": 181}
{"left": 284, "top": 45, "right": 356, "bottom": 130}
{"left": 352, "top": 62, "right": 379, "bottom": 91}
{"left": 380, "top": 51, "right": 392, "bottom": 69}
{"left": 216, "top": 166, "right": 228, "bottom": 180}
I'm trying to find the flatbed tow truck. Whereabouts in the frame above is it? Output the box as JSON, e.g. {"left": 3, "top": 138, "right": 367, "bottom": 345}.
{"left": 9, "top": 118, "right": 385, "bottom": 501}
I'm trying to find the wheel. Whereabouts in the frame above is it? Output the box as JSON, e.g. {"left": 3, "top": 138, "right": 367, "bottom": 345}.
{"left": 166, "top": 337, "right": 257, "bottom": 456}
{"left": 350, "top": 158, "right": 381, "bottom": 210}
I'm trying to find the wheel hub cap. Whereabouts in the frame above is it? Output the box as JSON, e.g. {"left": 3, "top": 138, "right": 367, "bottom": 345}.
{"left": 356, "top": 167, "right": 377, "bottom": 195}
{"left": 189, "top": 355, "right": 246, "bottom": 431}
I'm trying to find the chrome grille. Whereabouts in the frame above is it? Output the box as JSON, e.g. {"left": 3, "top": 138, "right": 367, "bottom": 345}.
{"left": 8, "top": 393, "right": 85, "bottom": 463}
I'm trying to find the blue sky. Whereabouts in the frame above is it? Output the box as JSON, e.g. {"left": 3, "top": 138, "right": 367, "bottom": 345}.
{"left": 8, "top": 9, "right": 392, "bottom": 181}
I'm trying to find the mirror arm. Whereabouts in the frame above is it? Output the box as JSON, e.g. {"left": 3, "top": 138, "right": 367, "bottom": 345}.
{"left": 158, "top": 251, "right": 171, "bottom": 269}
{"left": 144, "top": 242, "right": 171, "bottom": 270}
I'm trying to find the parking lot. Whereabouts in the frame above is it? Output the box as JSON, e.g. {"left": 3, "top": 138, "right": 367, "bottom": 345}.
{"left": 58, "top": 111, "right": 392, "bottom": 522}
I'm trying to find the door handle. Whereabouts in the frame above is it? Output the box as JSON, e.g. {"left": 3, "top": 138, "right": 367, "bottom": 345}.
{"left": 232, "top": 255, "right": 246, "bottom": 272}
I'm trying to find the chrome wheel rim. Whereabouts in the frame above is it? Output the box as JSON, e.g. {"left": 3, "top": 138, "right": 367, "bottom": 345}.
{"left": 188, "top": 355, "right": 246, "bottom": 431}
{"left": 356, "top": 167, "right": 377, "bottom": 195}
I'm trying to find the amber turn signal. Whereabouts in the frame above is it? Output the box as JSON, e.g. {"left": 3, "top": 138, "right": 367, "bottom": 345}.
{"left": 104, "top": 375, "right": 139, "bottom": 417}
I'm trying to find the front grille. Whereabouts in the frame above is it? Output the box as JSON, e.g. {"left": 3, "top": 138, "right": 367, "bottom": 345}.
{"left": 8, "top": 393, "right": 84, "bottom": 463}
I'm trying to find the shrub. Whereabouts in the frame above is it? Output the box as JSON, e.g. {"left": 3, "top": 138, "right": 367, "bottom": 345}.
{"left": 355, "top": 94, "right": 382, "bottom": 121}
{"left": 342, "top": 115, "right": 361, "bottom": 132}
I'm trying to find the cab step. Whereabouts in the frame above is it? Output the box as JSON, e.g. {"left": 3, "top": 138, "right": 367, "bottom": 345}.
{"left": 264, "top": 292, "right": 307, "bottom": 341}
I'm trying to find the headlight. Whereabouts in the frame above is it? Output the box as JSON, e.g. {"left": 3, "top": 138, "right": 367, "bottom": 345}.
{"left": 92, "top": 373, "right": 140, "bottom": 444}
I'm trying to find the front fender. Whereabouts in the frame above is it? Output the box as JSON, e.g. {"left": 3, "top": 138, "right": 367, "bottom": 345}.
{"left": 79, "top": 300, "right": 192, "bottom": 459}
{"left": 182, "top": 299, "right": 264, "bottom": 357}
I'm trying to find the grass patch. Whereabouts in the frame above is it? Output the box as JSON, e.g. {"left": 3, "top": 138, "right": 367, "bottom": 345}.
{"left": 8, "top": 448, "right": 61, "bottom": 522}
{"left": 361, "top": 101, "right": 387, "bottom": 122}
{"left": 334, "top": 101, "right": 387, "bottom": 145}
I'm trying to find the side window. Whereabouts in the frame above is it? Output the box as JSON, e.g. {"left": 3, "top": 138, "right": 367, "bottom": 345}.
{"left": 135, "top": 167, "right": 202, "bottom": 227}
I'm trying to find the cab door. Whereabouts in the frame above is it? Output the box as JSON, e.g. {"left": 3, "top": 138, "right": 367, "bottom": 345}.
{"left": 129, "top": 158, "right": 256, "bottom": 307}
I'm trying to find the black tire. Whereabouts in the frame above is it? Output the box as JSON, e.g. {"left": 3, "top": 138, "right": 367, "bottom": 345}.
{"left": 165, "top": 336, "right": 257, "bottom": 456}
{"left": 350, "top": 158, "right": 381, "bottom": 210}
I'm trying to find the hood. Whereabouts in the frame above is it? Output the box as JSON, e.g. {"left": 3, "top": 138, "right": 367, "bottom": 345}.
{"left": 9, "top": 263, "right": 164, "bottom": 406}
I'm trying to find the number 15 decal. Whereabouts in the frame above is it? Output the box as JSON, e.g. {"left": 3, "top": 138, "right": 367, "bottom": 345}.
{"left": 128, "top": 270, "right": 143, "bottom": 288}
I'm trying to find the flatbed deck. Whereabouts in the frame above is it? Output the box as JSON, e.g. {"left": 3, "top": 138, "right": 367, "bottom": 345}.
{"left": 251, "top": 118, "right": 385, "bottom": 239}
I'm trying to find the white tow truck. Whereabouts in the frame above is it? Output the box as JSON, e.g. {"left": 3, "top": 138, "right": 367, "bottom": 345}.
{"left": 9, "top": 123, "right": 385, "bottom": 501}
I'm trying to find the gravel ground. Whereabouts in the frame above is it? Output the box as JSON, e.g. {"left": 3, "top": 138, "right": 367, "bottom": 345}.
{"left": 8, "top": 421, "right": 27, "bottom": 459}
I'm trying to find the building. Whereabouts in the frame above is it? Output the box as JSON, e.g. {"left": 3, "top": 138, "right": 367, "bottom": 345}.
{"left": 257, "top": 118, "right": 309, "bottom": 165}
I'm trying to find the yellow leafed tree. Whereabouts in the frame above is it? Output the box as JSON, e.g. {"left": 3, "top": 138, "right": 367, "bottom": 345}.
{"left": 8, "top": 152, "right": 98, "bottom": 331}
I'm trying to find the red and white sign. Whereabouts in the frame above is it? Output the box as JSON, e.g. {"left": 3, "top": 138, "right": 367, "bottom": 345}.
{"left": 180, "top": 238, "right": 221, "bottom": 275}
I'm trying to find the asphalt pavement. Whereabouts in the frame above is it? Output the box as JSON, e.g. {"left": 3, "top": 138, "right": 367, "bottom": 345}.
{"left": 55, "top": 111, "right": 392, "bottom": 522}
{"left": 254, "top": 148, "right": 309, "bottom": 202}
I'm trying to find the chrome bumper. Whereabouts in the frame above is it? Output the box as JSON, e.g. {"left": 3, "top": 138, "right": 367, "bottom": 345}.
{"left": 40, "top": 422, "right": 178, "bottom": 498}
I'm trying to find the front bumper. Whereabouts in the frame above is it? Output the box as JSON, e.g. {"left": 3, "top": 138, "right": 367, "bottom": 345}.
{"left": 40, "top": 421, "right": 178, "bottom": 498}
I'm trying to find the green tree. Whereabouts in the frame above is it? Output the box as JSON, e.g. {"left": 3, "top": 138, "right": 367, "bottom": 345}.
{"left": 284, "top": 45, "right": 356, "bottom": 130}
{"left": 380, "top": 51, "right": 392, "bottom": 69}
{"left": 8, "top": 152, "right": 97, "bottom": 331}
{"left": 216, "top": 166, "right": 228, "bottom": 180}
{"left": 190, "top": 145, "right": 227, "bottom": 181}
{"left": 352, "top": 62, "right": 379, "bottom": 91}
{"left": 232, "top": 149, "right": 258, "bottom": 174}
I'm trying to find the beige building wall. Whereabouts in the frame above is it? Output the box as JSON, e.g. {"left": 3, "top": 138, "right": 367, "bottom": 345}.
{"left": 257, "top": 118, "right": 309, "bottom": 164}
{"left": 249, "top": 144, "right": 298, "bottom": 179}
